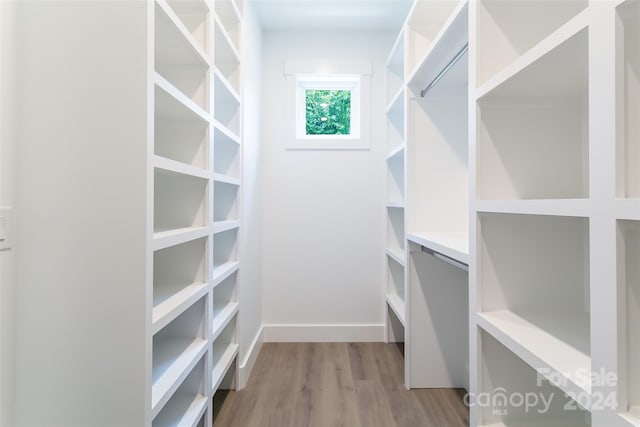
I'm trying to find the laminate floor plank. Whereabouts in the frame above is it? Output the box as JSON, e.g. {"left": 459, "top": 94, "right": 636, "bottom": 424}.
{"left": 212, "top": 342, "right": 469, "bottom": 427}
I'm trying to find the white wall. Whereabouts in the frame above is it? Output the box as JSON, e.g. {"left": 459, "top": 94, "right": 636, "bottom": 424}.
{"left": 0, "top": 1, "right": 16, "bottom": 425}
{"left": 238, "top": 1, "right": 264, "bottom": 386}
{"left": 261, "top": 30, "right": 392, "bottom": 341}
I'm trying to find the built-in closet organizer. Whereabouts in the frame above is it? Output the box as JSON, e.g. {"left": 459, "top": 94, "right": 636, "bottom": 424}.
{"left": 385, "top": 0, "right": 470, "bottom": 390}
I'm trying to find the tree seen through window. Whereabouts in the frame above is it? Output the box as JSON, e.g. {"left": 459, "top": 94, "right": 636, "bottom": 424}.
{"left": 305, "top": 89, "right": 351, "bottom": 135}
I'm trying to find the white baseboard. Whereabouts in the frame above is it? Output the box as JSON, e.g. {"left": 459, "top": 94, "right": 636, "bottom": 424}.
{"left": 262, "top": 324, "right": 385, "bottom": 342}
{"left": 238, "top": 326, "right": 264, "bottom": 389}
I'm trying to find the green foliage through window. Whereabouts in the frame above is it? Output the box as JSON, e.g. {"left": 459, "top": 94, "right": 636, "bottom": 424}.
{"left": 305, "top": 90, "right": 351, "bottom": 135}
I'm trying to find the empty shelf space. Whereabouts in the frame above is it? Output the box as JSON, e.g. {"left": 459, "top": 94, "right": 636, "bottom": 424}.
{"left": 386, "top": 294, "right": 406, "bottom": 326}
{"left": 387, "top": 207, "right": 405, "bottom": 254}
{"left": 478, "top": 309, "right": 591, "bottom": 396}
{"left": 155, "top": 0, "right": 209, "bottom": 69}
{"left": 387, "top": 253, "right": 405, "bottom": 299}
{"left": 154, "top": 155, "right": 210, "bottom": 180}
{"left": 387, "top": 152, "right": 405, "bottom": 205}
{"left": 152, "top": 356, "right": 208, "bottom": 427}
{"left": 405, "top": 0, "right": 460, "bottom": 78}
{"left": 386, "top": 145, "right": 405, "bottom": 161}
{"left": 386, "top": 29, "right": 405, "bottom": 102}
{"left": 213, "top": 75, "right": 241, "bottom": 134}
{"left": 476, "top": 199, "right": 591, "bottom": 218}
{"left": 386, "top": 247, "right": 406, "bottom": 267}
{"left": 212, "top": 304, "right": 239, "bottom": 341}
{"left": 212, "top": 343, "right": 239, "bottom": 393}
{"left": 477, "top": 27, "right": 588, "bottom": 200}
{"left": 386, "top": 86, "right": 405, "bottom": 117}
{"left": 154, "top": 169, "right": 208, "bottom": 236}
{"left": 617, "top": 0, "right": 640, "bottom": 199}
{"left": 214, "top": 181, "right": 239, "bottom": 222}
{"left": 153, "top": 282, "right": 209, "bottom": 335}
{"left": 407, "top": 95, "right": 468, "bottom": 234}
{"left": 212, "top": 261, "right": 239, "bottom": 287}
{"left": 617, "top": 199, "right": 640, "bottom": 221}
{"left": 152, "top": 298, "right": 207, "bottom": 417}
{"left": 155, "top": 121, "right": 209, "bottom": 169}
{"left": 407, "top": 232, "right": 468, "bottom": 265}
{"left": 620, "top": 220, "right": 640, "bottom": 419}
{"left": 155, "top": 74, "right": 210, "bottom": 124}
{"left": 213, "top": 125, "right": 240, "bottom": 177}
{"left": 620, "top": 408, "right": 640, "bottom": 427}
{"left": 476, "top": 0, "right": 587, "bottom": 86}
{"left": 407, "top": 0, "right": 467, "bottom": 98}
{"left": 214, "top": 68, "right": 241, "bottom": 106}
{"left": 213, "top": 228, "right": 238, "bottom": 272}
{"left": 478, "top": 331, "right": 591, "bottom": 426}
{"left": 213, "top": 220, "right": 239, "bottom": 234}
{"left": 214, "top": 18, "right": 240, "bottom": 91}
{"left": 214, "top": 0, "right": 241, "bottom": 55}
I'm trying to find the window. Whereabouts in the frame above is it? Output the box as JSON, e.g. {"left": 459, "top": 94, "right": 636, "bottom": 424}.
{"left": 285, "top": 60, "right": 371, "bottom": 150}
{"left": 295, "top": 75, "right": 360, "bottom": 139}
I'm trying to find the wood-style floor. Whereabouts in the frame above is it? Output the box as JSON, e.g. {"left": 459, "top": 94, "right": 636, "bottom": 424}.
{"left": 212, "top": 342, "right": 469, "bottom": 427}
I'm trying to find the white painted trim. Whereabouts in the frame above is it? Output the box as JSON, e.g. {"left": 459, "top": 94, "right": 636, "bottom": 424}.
{"left": 237, "top": 326, "right": 264, "bottom": 389}
{"left": 284, "top": 59, "right": 372, "bottom": 76}
{"left": 262, "top": 324, "right": 385, "bottom": 342}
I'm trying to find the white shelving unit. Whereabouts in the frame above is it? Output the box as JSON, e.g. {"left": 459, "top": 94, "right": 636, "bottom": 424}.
{"left": 384, "top": 27, "right": 408, "bottom": 347}
{"left": 152, "top": 0, "right": 243, "bottom": 424}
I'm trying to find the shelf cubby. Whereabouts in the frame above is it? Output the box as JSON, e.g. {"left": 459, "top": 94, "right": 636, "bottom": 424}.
{"left": 479, "top": 213, "right": 591, "bottom": 397}
{"left": 387, "top": 87, "right": 405, "bottom": 153}
{"left": 476, "top": 0, "right": 587, "bottom": 86}
{"left": 479, "top": 331, "right": 591, "bottom": 427}
{"left": 386, "top": 30, "right": 405, "bottom": 105}
{"left": 214, "top": 181, "right": 239, "bottom": 223}
{"left": 153, "top": 238, "right": 208, "bottom": 334}
{"left": 152, "top": 356, "right": 208, "bottom": 427}
{"left": 387, "top": 149, "right": 405, "bottom": 204}
{"left": 619, "top": 220, "right": 640, "bottom": 422}
{"left": 212, "top": 271, "right": 238, "bottom": 330}
{"left": 407, "top": 83, "right": 467, "bottom": 235}
{"left": 154, "top": 168, "right": 208, "bottom": 234}
{"left": 214, "top": 124, "right": 240, "bottom": 177}
{"left": 617, "top": 0, "right": 640, "bottom": 199}
{"left": 152, "top": 297, "right": 208, "bottom": 417}
{"left": 387, "top": 254, "right": 405, "bottom": 303}
{"left": 405, "top": 0, "right": 459, "bottom": 79}
{"left": 213, "top": 71, "right": 241, "bottom": 136}
{"left": 164, "top": 0, "right": 210, "bottom": 54}
{"left": 212, "top": 317, "right": 239, "bottom": 392}
{"left": 156, "top": 1, "right": 210, "bottom": 112}
{"left": 155, "top": 76, "right": 210, "bottom": 125}
{"left": 214, "top": 20, "right": 241, "bottom": 94}
{"left": 408, "top": 243, "right": 468, "bottom": 388}
{"left": 155, "top": 122, "right": 209, "bottom": 170}
{"left": 477, "top": 28, "right": 589, "bottom": 200}
{"left": 213, "top": 228, "right": 238, "bottom": 271}
{"left": 387, "top": 205, "right": 405, "bottom": 254}
{"left": 214, "top": 0, "right": 241, "bottom": 54}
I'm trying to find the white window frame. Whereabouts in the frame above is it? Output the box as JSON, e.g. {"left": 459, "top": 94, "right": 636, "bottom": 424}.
{"left": 296, "top": 75, "right": 360, "bottom": 140}
{"left": 285, "top": 59, "right": 371, "bottom": 150}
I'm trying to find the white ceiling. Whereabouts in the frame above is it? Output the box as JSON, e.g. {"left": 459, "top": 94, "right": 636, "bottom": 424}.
{"left": 250, "top": 0, "right": 413, "bottom": 31}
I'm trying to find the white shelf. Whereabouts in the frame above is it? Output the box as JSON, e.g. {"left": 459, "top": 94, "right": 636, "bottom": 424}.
{"left": 386, "top": 294, "right": 406, "bottom": 326}
{"left": 621, "top": 408, "right": 640, "bottom": 427}
{"left": 211, "top": 343, "right": 239, "bottom": 393}
{"left": 478, "top": 310, "right": 591, "bottom": 397}
{"left": 214, "top": 0, "right": 241, "bottom": 54}
{"left": 213, "top": 220, "right": 240, "bottom": 234}
{"left": 155, "top": 73, "right": 210, "bottom": 124}
{"left": 476, "top": 199, "right": 591, "bottom": 218}
{"left": 617, "top": 199, "right": 640, "bottom": 221}
{"left": 407, "top": 0, "right": 467, "bottom": 98}
{"left": 386, "top": 86, "right": 405, "bottom": 116}
{"left": 386, "top": 145, "right": 405, "bottom": 161}
{"left": 151, "top": 338, "right": 208, "bottom": 418}
{"left": 386, "top": 202, "right": 405, "bottom": 209}
{"left": 212, "top": 261, "right": 239, "bottom": 287}
{"left": 214, "top": 68, "right": 241, "bottom": 106}
{"left": 211, "top": 303, "right": 239, "bottom": 341}
{"left": 386, "top": 247, "right": 406, "bottom": 267}
{"left": 214, "top": 180, "right": 239, "bottom": 222}
{"left": 407, "top": 232, "right": 468, "bottom": 265}
{"left": 154, "top": 155, "right": 210, "bottom": 180}
{"left": 152, "top": 282, "right": 209, "bottom": 335}
{"left": 214, "top": 16, "right": 241, "bottom": 69}
{"left": 153, "top": 227, "right": 209, "bottom": 252}
{"left": 152, "top": 392, "right": 208, "bottom": 427}
{"left": 156, "top": 0, "right": 210, "bottom": 68}
{"left": 477, "top": 12, "right": 588, "bottom": 100}
{"left": 213, "top": 173, "right": 240, "bottom": 186}
{"left": 385, "top": 29, "right": 405, "bottom": 72}
{"left": 213, "top": 120, "right": 241, "bottom": 145}
{"left": 476, "top": 1, "right": 587, "bottom": 86}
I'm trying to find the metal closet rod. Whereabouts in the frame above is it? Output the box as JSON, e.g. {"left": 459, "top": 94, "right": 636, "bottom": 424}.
{"left": 421, "top": 246, "right": 468, "bottom": 271}
{"left": 420, "top": 43, "right": 469, "bottom": 98}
